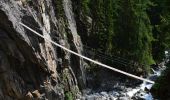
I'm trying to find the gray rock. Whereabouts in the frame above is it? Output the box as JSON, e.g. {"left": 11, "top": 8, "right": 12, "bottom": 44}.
{"left": 86, "top": 95, "right": 95, "bottom": 100}
{"left": 118, "top": 97, "right": 129, "bottom": 100}
{"left": 100, "top": 92, "right": 108, "bottom": 97}
{"left": 0, "top": 0, "right": 86, "bottom": 99}
{"left": 110, "top": 95, "right": 117, "bottom": 100}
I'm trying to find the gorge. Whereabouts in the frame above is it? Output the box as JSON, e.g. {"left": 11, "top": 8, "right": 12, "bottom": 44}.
{"left": 0, "top": 0, "right": 170, "bottom": 100}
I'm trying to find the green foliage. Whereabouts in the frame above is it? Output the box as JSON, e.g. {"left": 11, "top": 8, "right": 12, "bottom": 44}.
{"left": 87, "top": 0, "right": 116, "bottom": 51}
{"left": 113, "top": 0, "right": 154, "bottom": 68}
{"left": 147, "top": 1, "right": 170, "bottom": 99}
{"left": 65, "top": 92, "right": 73, "bottom": 100}
{"left": 79, "top": 0, "right": 170, "bottom": 73}
{"left": 79, "top": 0, "right": 155, "bottom": 73}
{"left": 149, "top": 0, "right": 170, "bottom": 62}
{"left": 82, "top": 0, "right": 90, "bottom": 15}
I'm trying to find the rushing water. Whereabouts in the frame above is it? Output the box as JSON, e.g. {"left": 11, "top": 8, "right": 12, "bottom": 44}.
{"left": 82, "top": 65, "right": 166, "bottom": 100}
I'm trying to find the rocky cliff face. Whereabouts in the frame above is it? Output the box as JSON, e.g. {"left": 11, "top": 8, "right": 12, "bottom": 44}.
{"left": 0, "top": 0, "right": 86, "bottom": 99}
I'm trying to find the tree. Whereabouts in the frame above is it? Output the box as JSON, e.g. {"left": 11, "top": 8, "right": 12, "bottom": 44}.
{"left": 148, "top": 0, "right": 170, "bottom": 62}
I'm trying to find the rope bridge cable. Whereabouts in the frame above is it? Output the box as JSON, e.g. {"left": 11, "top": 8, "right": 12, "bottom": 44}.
{"left": 83, "top": 47, "right": 130, "bottom": 65}
{"left": 22, "top": 20, "right": 130, "bottom": 66}
{"left": 22, "top": 20, "right": 139, "bottom": 65}
{"left": 83, "top": 45, "right": 131, "bottom": 62}
{"left": 84, "top": 50, "right": 127, "bottom": 66}
{"left": 19, "top": 22, "right": 155, "bottom": 84}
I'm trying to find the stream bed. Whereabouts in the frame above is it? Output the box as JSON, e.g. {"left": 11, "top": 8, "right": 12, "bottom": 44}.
{"left": 81, "top": 65, "right": 166, "bottom": 100}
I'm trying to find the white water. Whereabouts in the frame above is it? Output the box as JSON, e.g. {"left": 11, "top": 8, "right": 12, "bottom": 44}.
{"left": 83, "top": 66, "right": 166, "bottom": 100}
{"left": 126, "top": 82, "right": 154, "bottom": 100}
{"left": 124, "top": 67, "right": 164, "bottom": 100}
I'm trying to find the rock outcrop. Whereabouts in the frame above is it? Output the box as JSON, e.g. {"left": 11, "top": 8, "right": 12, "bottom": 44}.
{"left": 0, "top": 0, "right": 86, "bottom": 99}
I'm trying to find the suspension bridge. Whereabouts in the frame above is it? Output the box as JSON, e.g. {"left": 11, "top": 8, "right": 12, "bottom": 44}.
{"left": 19, "top": 22, "right": 155, "bottom": 84}
{"left": 22, "top": 20, "right": 143, "bottom": 67}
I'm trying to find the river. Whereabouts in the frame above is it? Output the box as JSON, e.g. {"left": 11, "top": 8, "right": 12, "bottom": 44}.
{"left": 81, "top": 64, "right": 166, "bottom": 100}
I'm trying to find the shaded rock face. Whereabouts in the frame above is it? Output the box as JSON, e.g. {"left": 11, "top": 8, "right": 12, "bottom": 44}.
{"left": 0, "top": 0, "right": 86, "bottom": 99}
